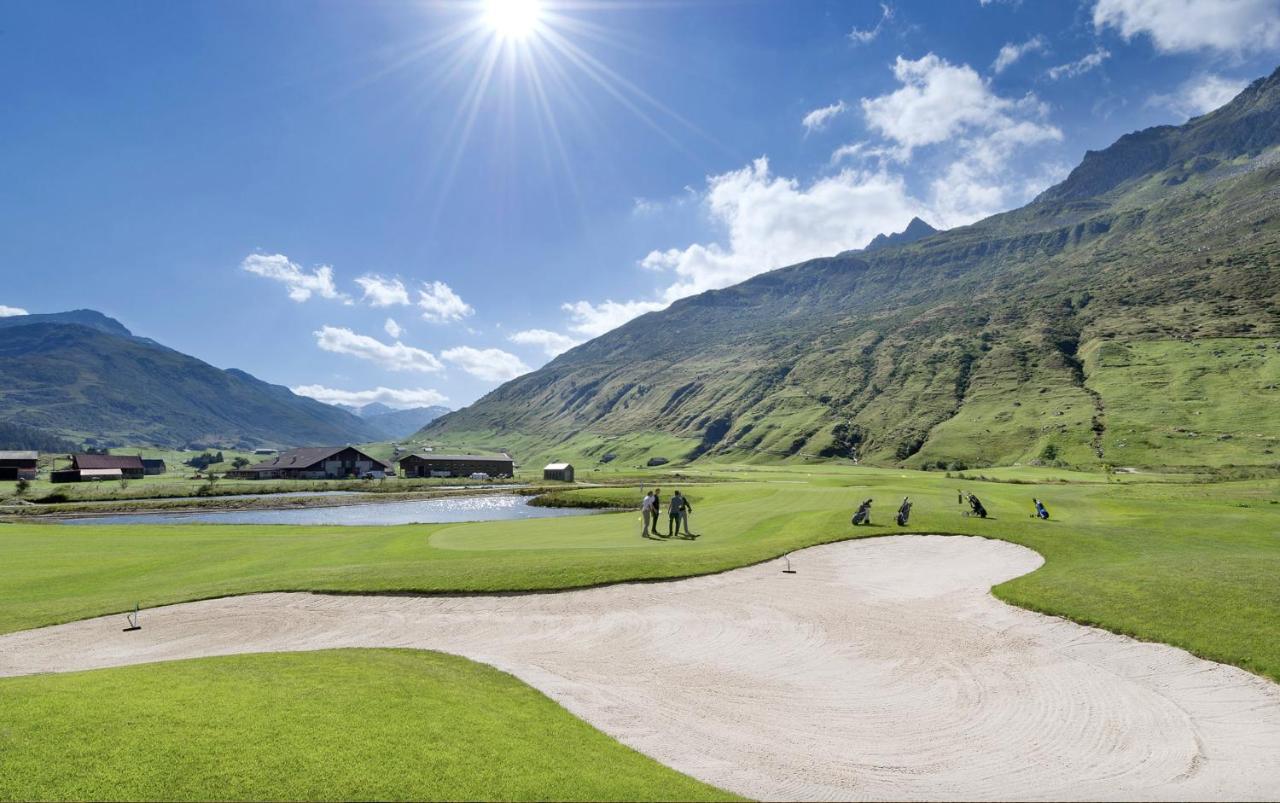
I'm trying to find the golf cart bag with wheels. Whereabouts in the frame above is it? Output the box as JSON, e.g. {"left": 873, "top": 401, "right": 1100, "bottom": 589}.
{"left": 851, "top": 499, "right": 872, "bottom": 526}
{"left": 1034, "top": 498, "right": 1049, "bottom": 520}
{"left": 967, "top": 493, "right": 987, "bottom": 519}
{"left": 896, "top": 497, "right": 912, "bottom": 526}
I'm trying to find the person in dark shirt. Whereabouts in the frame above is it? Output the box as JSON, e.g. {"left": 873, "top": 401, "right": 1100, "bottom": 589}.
{"left": 668, "top": 490, "right": 693, "bottom": 537}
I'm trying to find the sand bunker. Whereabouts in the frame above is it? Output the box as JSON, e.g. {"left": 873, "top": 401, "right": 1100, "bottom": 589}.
{"left": 3, "top": 535, "right": 1279, "bottom": 801}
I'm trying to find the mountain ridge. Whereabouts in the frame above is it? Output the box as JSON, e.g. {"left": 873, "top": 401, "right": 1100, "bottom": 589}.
{"left": 0, "top": 315, "right": 382, "bottom": 449}
{"left": 424, "top": 66, "right": 1280, "bottom": 470}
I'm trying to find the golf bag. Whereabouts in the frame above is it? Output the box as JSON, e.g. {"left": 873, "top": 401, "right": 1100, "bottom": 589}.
{"left": 1034, "top": 499, "right": 1049, "bottom": 520}
{"left": 896, "top": 497, "right": 912, "bottom": 526}
{"left": 967, "top": 493, "right": 988, "bottom": 519}
{"left": 851, "top": 499, "right": 872, "bottom": 526}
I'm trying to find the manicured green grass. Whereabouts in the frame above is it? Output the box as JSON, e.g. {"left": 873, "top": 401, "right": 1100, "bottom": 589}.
{"left": 0, "top": 649, "right": 734, "bottom": 801}
{"left": 3, "top": 464, "right": 1279, "bottom": 682}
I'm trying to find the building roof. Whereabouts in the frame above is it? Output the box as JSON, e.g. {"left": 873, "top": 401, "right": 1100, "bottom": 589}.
{"left": 72, "top": 454, "right": 144, "bottom": 470}
{"left": 398, "top": 453, "right": 513, "bottom": 464}
{"left": 242, "top": 445, "right": 393, "bottom": 472}
{"left": 544, "top": 462, "right": 573, "bottom": 470}
{"left": 0, "top": 451, "right": 38, "bottom": 460}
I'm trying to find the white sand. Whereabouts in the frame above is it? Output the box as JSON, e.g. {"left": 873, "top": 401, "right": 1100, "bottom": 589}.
{"left": 2, "top": 535, "right": 1278, "bottom": 801}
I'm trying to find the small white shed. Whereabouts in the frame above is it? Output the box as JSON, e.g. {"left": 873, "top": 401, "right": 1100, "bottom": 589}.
{"left": 543, "top": 462, "right": 575, "bottom": 482}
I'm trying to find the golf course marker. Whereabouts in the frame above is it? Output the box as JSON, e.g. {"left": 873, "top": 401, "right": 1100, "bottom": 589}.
{"left": 122, "top": 603, "right": 140, "bottom": 632}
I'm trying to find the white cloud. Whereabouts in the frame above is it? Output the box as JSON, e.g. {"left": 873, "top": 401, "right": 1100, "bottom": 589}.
{"left": 802, "top": 101, "right": 849, "bottom": 133}
{"left": 418, "top": 281, "right": 474, "bottom": 323}
{"left": 1047, "top": 47, "right": 1110, "bottom": 80}
{"left": 861, "top": 54, "right": 1059, "bottom": 155}
{"left": 560, "top": 299, "right": 668, "bottom": 338}
{"left": 241, "top": 253, "right": 348, "bottom": 303}
{"left": 849, "top": 3, "right": 893, "bottom": 44}
{"left": 993, "top": 35, "right": 1047, "bottom": 74}
{"left": 638, "top": 158, "right": 929, "bottom": 302}
{"left": 553, "top": 53, "right": 1064, "bottom": 344}
{"left": 0, "top": 305, "right": 28, "bottom": 317}
{"left": 508, "top": 328, "right": 580, "bottom": 357}
{"left": 441, "top": 346, "right": 531, "bottom": 382}
{"left": 1152, "top": 73, "right": 1249, "bottom": 119}
{"left": 1093, "top": 0, "right": 1280, "bottom": 55}
{"left": 384, "top": 317, "right": 403, "bottom": 339}
{"left": 355, "top": 275, "right": 411, "bottom": 307}
{"left": 313, "top": 325, "right": 443, "bottom": 373}
{"left": 291, "top": 385, "right": 448, "bottom": 409}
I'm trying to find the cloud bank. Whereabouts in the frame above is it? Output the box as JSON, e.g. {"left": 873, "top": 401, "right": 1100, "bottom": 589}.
{"left": 241, "top": 254, "right": 348, "bottom": 303}
{"left": 313, "top": 325, "right": 443, "bottom": 373}
{"left": 291, "top": 385, "right": 448, "bottom": 409}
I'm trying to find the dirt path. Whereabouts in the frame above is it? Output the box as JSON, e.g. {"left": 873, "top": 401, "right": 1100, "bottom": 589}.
{"left": 3, "top": 535, "right": 1278, "bottom": 801}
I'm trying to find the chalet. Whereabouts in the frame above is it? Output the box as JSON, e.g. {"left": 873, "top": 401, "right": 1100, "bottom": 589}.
{"left": 398, "top": 453, "right": 514, "bottom": 479}
{"left": 543, "top": 462, "right": 575, "bottom": 482}
{"left": 227, "top": 446, "right": 393, "bottom": 480}
{"left": 71, "top": 454, "right": 145, "bottom": 479}
{"left": 0, "top": 451, "right": 38, "bottom": 481}
{"left": 141, "top": 459, "right": 167, "bottom": 475}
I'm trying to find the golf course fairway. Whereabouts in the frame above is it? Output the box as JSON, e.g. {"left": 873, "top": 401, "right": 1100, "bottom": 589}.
{"left": 2, "top": 464, "right": 1279, "bottom": 800}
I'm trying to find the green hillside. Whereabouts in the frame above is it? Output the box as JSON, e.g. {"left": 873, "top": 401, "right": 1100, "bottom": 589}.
{"left": 0, "top": 314, "right": 380, "bottom": 449}
{"left": 424, "top": 68, "right": 1280, "bottom": 471}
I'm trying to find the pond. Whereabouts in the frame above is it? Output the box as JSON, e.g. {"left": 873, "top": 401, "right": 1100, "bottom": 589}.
{"left": 60, "top": 494, "right": 594, "bottom": 526}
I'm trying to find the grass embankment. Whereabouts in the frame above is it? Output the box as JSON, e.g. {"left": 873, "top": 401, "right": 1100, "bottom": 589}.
{"left": 0, "top": 649, "right": 734, "bottom": 802}
{"left": 3, "top": 465, "right": 1279, "bottom": 682}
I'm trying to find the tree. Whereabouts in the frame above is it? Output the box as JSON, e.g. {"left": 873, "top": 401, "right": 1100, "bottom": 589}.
{"left": 232, "top": 456, "right": 250, "bottom": 469}
{"left": 14, "top": 478, "right": 30, "bottom": 497}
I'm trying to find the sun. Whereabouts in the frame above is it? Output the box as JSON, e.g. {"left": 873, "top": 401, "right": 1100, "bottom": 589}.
{"left": 483, "top": 0, "right": 544, "bottom": 40}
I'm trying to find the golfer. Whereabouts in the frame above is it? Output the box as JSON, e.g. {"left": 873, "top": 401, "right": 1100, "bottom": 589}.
{"left": 650, "top": 488, "right": 662, "bottom": 536}
{"left": 640, "top": 491, "right": 656, "bottom": 538}
{"left": 668, "top": 490, "right": 693, "bottom": 537}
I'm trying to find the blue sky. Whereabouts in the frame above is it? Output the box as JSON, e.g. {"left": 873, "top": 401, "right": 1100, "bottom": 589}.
{"left": 3, "top": 0, "right": 1279, "bottom": 410}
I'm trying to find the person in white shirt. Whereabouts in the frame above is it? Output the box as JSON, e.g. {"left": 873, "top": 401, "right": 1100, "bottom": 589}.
{"left": 640, "top": 491, "right": 656, "bottom": 538}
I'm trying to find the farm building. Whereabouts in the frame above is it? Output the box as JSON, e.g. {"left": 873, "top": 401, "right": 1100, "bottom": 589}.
{"left": 52, "top": 468, "right": 124, "bottom": 483}
{"left": 543, "top": 462, "right": 575, "bottom": 482}
{"left": 70, "top": 454, "right": 145, "bottom": 479}
{"left": 141, "top": 459, "right": 166, "bottom": 475}
{"left": 398, "top": 453, "right": 514, "bottom": 478}
{"left": 0, "top": 451, "right": 38, "bottom": 481}
{"left": 227, "top": 446, "right": 393, "bottom": 480}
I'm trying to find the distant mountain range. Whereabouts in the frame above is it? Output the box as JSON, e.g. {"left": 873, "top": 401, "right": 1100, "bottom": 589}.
{"left": 0, "top": 311, "right": 382, "bottom": 449}
{"left": 336, "top": 403, "right": 451, "bottom": 440}
{"left": 424, "top": 66, "right": 1280, "bottom": 471}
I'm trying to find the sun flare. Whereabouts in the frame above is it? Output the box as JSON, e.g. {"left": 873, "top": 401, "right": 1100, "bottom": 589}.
{"left": 483, "top": 0, "right": 543, "bottom": 40}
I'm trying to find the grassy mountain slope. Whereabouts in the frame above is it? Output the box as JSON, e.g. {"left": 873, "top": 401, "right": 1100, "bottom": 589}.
{"left": 425, "top": 68, "right": 1280, "bottom": 470}
{"left": 0, "top": 315, "right": 381, "bottom": 449}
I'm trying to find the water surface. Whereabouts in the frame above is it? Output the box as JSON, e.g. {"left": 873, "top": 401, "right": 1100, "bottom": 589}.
{"left": 61, "top": 494, "right": 591, "bottom": 526}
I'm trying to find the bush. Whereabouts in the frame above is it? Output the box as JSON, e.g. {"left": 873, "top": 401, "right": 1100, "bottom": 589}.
{"left": 646, "top": 457, "right": 669, "bottom": 467}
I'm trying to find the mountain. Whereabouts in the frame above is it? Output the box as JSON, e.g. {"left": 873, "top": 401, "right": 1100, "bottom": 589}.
{"left": 336, "top": 403, "right": 452, "bottom": 440}
{"left": 0, "top": 313, "right": 382, "bottom": 449}
{"left": 861, "top": 217, "right": 939, "bottom": 253}
{"left": 0, "top": 309, "right": 131, "bottom": 337}
{"left": 423, "top": 67, "right": 1280, "bottom": 471}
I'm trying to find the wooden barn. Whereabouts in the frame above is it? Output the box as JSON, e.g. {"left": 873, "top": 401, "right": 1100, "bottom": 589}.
{"left": 227, "top": 446, "right": 393, "bottom": 480}
{"left": 543, "top": 462, "right": 575, "bottom": 482}
{"left": 70, "top": 454, "right": 145, "bottom": 479}
{"left": 0, "top": 451, "right": 38, "bottom": 481}
{"left": 398, "top": 453, "right": 514, "bottom": 478}
{"left": 141, "top": 459, "right": 167, "bottom": 475}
